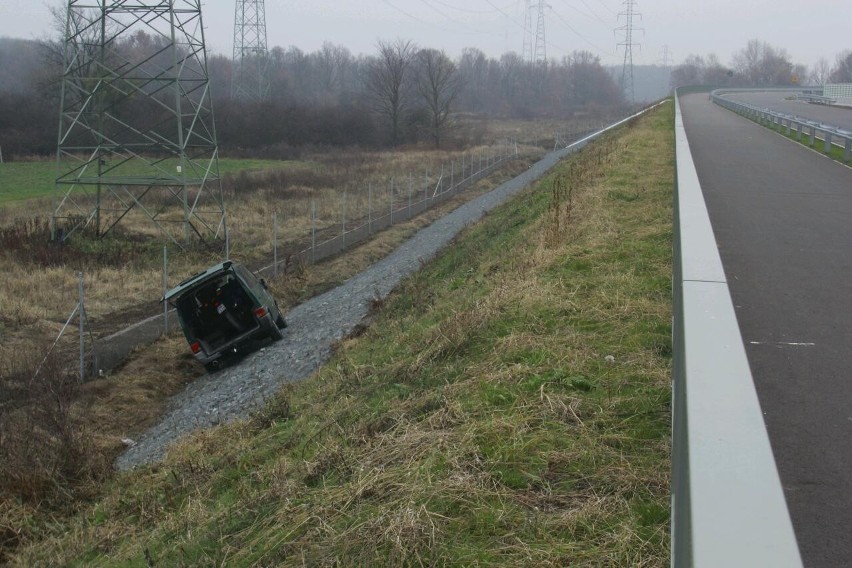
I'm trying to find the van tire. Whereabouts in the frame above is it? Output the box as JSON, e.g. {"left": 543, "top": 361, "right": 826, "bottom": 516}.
{"left": 269, "top": 323, "right": 284, "bottom": 342}
{"left": 275, "top": 313, "right": 287, "bottom": 329}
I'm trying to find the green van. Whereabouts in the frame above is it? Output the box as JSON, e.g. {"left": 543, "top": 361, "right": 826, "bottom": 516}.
{"left": 164, "top": 260, "right": 287, "bottom": 372}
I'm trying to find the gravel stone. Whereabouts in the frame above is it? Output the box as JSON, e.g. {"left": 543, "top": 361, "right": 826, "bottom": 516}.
{"left": 116, "top": 145, "right": 584, "bottom": 470}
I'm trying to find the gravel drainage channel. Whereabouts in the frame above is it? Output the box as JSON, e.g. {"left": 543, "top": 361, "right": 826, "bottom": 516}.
{"left": 116, "top": 108, "right": 654, "bottom": 470}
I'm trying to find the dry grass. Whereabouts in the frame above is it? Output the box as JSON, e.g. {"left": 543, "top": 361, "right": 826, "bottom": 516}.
{"left": 9, "top": 102, "right": 674, "bottom": 565}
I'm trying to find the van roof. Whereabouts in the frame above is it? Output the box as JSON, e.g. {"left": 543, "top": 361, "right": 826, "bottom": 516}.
{"left": 163, "top": 260, "right": 234, "bottom": 302}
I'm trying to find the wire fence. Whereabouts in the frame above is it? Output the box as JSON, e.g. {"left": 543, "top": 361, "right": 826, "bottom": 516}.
{"left": 30, "top": 120, "right": 618, "bottom": 381}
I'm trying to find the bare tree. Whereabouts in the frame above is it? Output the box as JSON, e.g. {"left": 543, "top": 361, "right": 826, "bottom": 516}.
{"left": 829, "top": 51, "right": 852, "bottom": 83}
{"left": 415, "top": 48, "right": 462, "bottom": 149}
{"left": 366, "top": 39, "right": 416, "bottom": 146}
{"left": 810, "top": 57, "right": 831, "bottom": 86}
{"left": 732, "top": 40, "right": 794, "bottom": 86}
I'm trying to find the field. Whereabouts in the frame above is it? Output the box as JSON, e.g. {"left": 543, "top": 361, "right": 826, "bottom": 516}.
{"left": 0, "top": 158, "right": 316, "bottom": 205}
{"left": 3, "top": 104, "right": 674, "bottom": 564}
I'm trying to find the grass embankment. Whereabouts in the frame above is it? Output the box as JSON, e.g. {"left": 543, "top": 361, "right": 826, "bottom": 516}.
{"left": 12, "top": 103, "right": 674, "bottom": 566}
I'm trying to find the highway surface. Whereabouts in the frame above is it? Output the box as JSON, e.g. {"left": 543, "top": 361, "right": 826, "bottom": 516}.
{"left": 681, "top": 93, "right": 852, "bottom": 567}
{"left": 725, "top": 90, "right": 852, "bottom": 130}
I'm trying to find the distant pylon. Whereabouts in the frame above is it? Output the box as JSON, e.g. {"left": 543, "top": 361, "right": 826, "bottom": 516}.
{"left": 660, "top": 44, "right": 673, "bottom": 68}
{"left": 616, "top": 0, "right": 642, "bottom": 104}
{"left": 522, "top": 1, "right": 533, "bottom": 63}
{"left": 522, "top": 1, "right": 548, "bottom": 65}
{"left": 232, "top": 0, "right": 270, "bottom": 101}
{"left": 52, "top": 0, "right": 226, "bottom": 246}
{"left": 533, "top": 1, "right": 548, "bottom": 65}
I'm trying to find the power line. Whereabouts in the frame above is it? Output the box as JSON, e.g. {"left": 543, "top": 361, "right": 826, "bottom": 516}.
{"left": 555, "top": 0, "right": 608, "bottom": 25}
{"left": 428, "top": 0, "right": 515, "bottom": 14}
{"left": 380, "top": 0, "right": 434, "bottom": 26}
{"left": 418, "top": 0, "right": 501, "bottom": 36}
{"left": 549, "top": 6, "right": 610, "bottom": 53}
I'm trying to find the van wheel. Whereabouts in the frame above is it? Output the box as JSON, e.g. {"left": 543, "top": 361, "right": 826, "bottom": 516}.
{"left": 204, "top": 362, "right": 220, "bottom": 374}
{"left": 269, "top": 323, "right": 284, "bottom": 342}
{"left": 275, "top": 312, "right": 287, "bottom": 329}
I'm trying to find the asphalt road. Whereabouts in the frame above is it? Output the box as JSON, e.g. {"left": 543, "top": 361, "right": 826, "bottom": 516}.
{"left": 681, "top": 93, "right": 852, "bottom": 567}
{"left": 726, "top": 90, "right": 852, "bottom": 130}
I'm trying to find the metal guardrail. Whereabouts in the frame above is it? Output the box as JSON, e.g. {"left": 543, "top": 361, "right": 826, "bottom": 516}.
{"left": 795, "top": 92, "right": 836, "bottom": 105}
{"left": 672, "top": 92, "right": 803, "bottom": 567}
{"left": 711, "top": 89, "right": 852, "bottom": 160}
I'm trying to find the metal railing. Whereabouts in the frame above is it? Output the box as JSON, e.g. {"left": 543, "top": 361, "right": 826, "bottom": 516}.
{"left": 672, "top": 92, "right": 802, "bottom": 567}
{"left": 711, "top": 88, "right": 852, "bottom": 160}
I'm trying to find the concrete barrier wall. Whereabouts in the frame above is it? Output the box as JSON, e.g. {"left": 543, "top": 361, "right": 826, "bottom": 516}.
{"left": 671, "top": 92, "right": 802, "bottom": 567}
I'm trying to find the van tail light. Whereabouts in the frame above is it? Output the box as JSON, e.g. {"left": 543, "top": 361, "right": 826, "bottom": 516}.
{"left": 190, "top": 341, "right": 202, "bottom": 354}
{"left": 255, "top": 307, "right": 267, "bottom": 318}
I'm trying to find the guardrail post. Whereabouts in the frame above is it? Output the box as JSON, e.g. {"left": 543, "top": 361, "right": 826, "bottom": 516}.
{"left": 845, "top": 139, "right": 851, "bottom": 162}
{"left": 810, "top": 125, "right": 816, "bottom": 146}
{"left": 797, "top": 123, "right": 803, "bottom": 141}
{"left": 824, "top": 131, "right": 833, "bottom": 153}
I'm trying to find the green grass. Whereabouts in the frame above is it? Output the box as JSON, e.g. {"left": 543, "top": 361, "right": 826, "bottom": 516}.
{"left": 11, "top": 103, "right": 674, "bottom": 566}
{"left": 0, "top": 158, "right": 311, "bottom": 205}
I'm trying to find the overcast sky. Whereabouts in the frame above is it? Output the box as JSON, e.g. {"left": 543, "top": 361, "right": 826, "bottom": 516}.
{"left": 0, "top": 0, "right": 847, "bottom": 69}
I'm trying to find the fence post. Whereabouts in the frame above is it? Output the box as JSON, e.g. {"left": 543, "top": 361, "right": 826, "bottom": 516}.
{"left": 390, "top": 177, "right": 394, "bottom": 224}
{"left": 440, "top": 164, "right": 444, "bottom": 194}
{"left": 451, "top": 160, "right": 454, "bottom": 191}
{"left": 311, "top": 199, "right": 316, "bottom": 264}
{"left": 342, "top": 188, "right": 347, "bottom": 246}
{"left": 272, "top": 212, "right": 278, "bottom": 277}
{"left": 368, "top": 182, "right": 372, "bottom": 235}
{"left": 424, "top": 170, "right": 428, "bottom": 206}
{"left": 225, "top": 228, "right": 230, "bottom": 259}
{"left": 78, "top": 271, "right": 85, "bottom": 380}
{"left": 408, "top": 172, "right": 412, "bottom": 218}
{"left": 163, "top": 246, "right": 169, "bottom": 334}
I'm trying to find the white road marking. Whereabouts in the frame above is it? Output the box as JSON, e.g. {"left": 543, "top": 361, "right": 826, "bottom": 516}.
{"left": 749, "top": 341, "right": 815, "bottom": 347}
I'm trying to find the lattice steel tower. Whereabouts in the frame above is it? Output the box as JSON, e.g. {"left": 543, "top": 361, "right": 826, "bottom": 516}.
{"left": 232, "top": 0, "right": 270, "bottom": 101}
{"left": 522, "top": 1, "right": 533, "bottom": 64}
{"left": 523, "top": 1, "right": 549, "bottom": 65}
{"left": 616, "top": 0, "right": 642, "bottom": 104}
{"left": 52, "top": 1, "right": 226, "bottom": 247}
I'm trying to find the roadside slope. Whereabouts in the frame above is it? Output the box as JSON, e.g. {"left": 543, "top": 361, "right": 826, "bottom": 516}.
{"left": 15, "top": 103, "right": 674, "bottom": 566}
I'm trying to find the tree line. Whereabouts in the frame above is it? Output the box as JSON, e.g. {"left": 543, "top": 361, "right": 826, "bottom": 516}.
{"left": 0, "top": 34, "right": 623, "bottom": 160}
{"left": 670, "top": 39, "right": 852, "bottom": 90}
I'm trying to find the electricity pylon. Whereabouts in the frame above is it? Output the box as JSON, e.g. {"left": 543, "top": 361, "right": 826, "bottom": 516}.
{"left": 52, "top": 1, "right": 226, "bottom": 247}
{"left": 232, "top": 0, "right": 270, "bottom": 102}
{"left": 533, "top": 1, "right": 548, "bottom": 65}
{"left": 522, "top": 0, "right": 533, "bottom": 64}
{"left": 522, "top": 1, "right": 548, "bottom": 65}
{"left": 616, "top": 0, "right": 642, "bottom": 104}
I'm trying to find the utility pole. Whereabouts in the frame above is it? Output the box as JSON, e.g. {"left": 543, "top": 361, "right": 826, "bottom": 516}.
{"left": 53, "top": 1, "right": 225, "bottom": 247}
{"left": 232, "top": 0, "right": 271, "bottom": 102}
{"left": 616, "top": 0, "right": 642, "bottom": 105}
